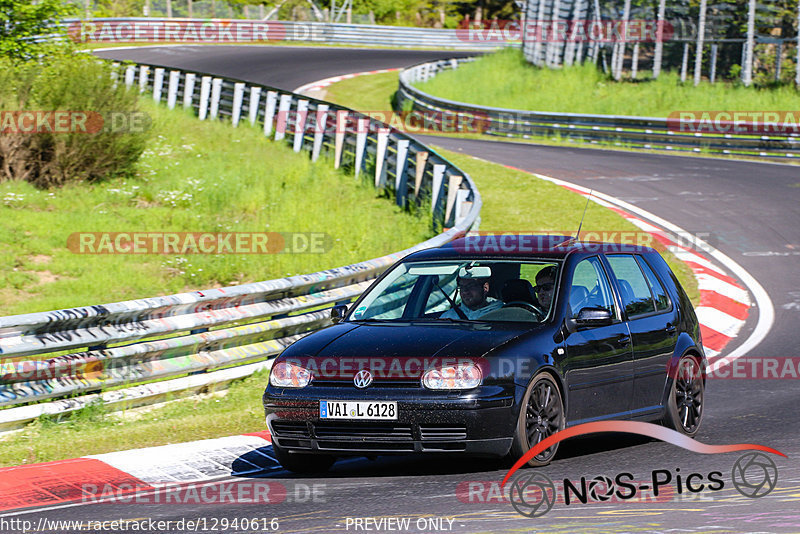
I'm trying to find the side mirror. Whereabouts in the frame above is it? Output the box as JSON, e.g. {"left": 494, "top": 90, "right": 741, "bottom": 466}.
{"left": 574, "top": 307, "right": 613, "bottom": 327}
{"left": 330, "top": 304, "right": 348, "bottom": 324}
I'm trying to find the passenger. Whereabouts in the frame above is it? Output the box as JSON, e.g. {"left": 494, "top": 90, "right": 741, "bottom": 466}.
{"left": 441, "top": 272, "right": 503, "bottom": 320}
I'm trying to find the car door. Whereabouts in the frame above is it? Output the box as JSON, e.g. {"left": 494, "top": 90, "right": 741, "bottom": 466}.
{"left": 605, "top": 254, "right": 679, "bottom": 413}
{"left": 563, "top": 256, "right": 635, "bottom": 423}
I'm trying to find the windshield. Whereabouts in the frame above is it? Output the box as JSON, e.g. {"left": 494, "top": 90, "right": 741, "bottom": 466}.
{"left": 348, "top": 260, "right": 560, "bottom": 323}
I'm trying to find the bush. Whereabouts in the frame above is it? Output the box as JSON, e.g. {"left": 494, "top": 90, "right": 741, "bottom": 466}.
{"left": 0, "top": 54, "right": 149, "bottom": 188}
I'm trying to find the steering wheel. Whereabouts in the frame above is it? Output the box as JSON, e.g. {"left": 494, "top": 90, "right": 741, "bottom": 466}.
{"left": 504, "top": 301, "right": 545, "bottom": 320}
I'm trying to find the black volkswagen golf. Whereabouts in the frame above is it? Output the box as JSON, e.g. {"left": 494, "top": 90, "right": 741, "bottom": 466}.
{"left": 263, "top": 235, "right": 706, "bottom": 473}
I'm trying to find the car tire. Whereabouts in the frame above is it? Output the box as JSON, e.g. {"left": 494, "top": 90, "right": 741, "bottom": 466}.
{"left": 663, "top": 354, "right": 704, "bottom": 437}
{"left": 510, "top": 372, "right": 565, "bottom": 467}
{"left": 272, "top": 443, "right": 336, "bottom": 474}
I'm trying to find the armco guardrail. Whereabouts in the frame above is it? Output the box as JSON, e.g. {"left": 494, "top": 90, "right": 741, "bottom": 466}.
{"left": 0, "top": 60, "right": 482, "bottom": 430}
{"left": 396, "top": 58, "right": 800, "bottom": 159}
{"left": 64, "top": 18, "right": 507, "bottom": 49}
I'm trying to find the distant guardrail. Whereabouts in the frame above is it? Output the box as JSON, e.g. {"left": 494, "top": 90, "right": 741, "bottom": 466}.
{"left": 0, "top": 60, "right": 482, "bottom": 430}
{"left": 396, "top": 58, "right": 800, "bottom": 159}
{"left": 61, "top": 18, "right": 508, "bottom": 49}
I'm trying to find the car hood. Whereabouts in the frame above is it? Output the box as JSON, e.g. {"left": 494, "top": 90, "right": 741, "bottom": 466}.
{"left": 309, "top": 322, "right": 530, "bottom": 360}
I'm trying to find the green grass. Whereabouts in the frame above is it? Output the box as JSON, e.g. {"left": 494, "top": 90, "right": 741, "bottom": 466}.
{"left": 416, "top": 48, "right": 800, "bottom": 117}
{"left": 0, "top": 98, "right": 432, "bottom": 316}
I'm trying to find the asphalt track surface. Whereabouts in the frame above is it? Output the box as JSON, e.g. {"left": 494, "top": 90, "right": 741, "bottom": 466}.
{"left": 44, "top": 45, "right": 800, "bottom": 532}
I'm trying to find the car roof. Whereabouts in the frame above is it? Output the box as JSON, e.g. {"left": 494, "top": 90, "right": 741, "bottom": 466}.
{"left": 405, "top": 234, "right": 659, "bottom": 262}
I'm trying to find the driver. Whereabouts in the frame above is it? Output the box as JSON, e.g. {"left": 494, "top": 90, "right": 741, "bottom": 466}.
{"left": 534, "top": 266, "right": 557, "bottom": 310}
{"left": 441, "top": 271, "right": 503, "bottom": 320}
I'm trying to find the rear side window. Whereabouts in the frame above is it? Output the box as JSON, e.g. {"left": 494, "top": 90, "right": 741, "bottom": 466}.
{"left": 606, "top": 254, "right": 656, "bottom": 317}
{"left": 637, "top": 256, "right": 671, "bottom": 312}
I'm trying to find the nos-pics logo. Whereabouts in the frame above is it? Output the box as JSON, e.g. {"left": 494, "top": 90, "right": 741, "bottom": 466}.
{"left": 501, "top": 421, "right": 784, "bottom": 518}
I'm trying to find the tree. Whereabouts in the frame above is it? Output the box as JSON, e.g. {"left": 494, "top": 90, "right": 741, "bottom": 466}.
{"left": 0, "top": 0, "right": 76, "bottom": 62}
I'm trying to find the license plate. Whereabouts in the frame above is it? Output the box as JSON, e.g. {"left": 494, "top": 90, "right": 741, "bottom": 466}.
{"left": 320, "top": 400, "right": 397, "bottom": 420}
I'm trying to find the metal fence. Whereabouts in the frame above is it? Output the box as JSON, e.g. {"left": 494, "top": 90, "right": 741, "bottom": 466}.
{"left": 0, "top": 61, "right": 482, "bottom": 430}
{"left": 396, "top": 57, "right": 800, "bottom": 159}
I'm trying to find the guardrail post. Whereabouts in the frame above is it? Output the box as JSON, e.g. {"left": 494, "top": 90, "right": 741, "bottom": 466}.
{"left": 183, "top": 73, "right": 196, "bottom": 109}
{"left": 248, "top": 86, "right": 262, "bottom": 125}
{"left": 414, "top": 151, "right": 428, "bottom": 197}
{"left": 710, "top": 44, "right": 718, "bottom": 83}
{"left": 395, "top": 139, "right": 410, "bottom": 208}
{"left": 444, "top": 175, "right": 463, "bottom": 227}
{"left": 454, "top": 189, "right": 471, "bottom": 227}
{"left": 680, "top": 43, "right": 689, "bottom": 82}
{"left": 275, "top": 94, "right": 292, "bottom": 141}
{"left": 167, "top": 70, "right": 180, "bottom": 109}
{"left": 293, "top": 100, "right": 309, "bottom": 152}
{"left": 312, "top": 104, "right": 329, "bottom": 162}
{"left": 231, "top": 82, "right": 245, "bottom": 127}
{"left": 431, "top": 164, "right": 446, "bottom": 224}
{"left": 209, "top": 78, "right": 223, "bottom": 119}
{"left": 354, "top": 118, "right": 369, "bottom": 178}
{"left": 263, "top": 90, "right": 278, "bottom": 136}
{"left": 334, "top": 110, "right": 348, "bottom": 169}
{"left": 198, "top": 76, "right": 212, "bottom": 120}
{"left": 124, "top": 65, "right": 136, "bottom": 88}
{"left": 153, "top": 67, "right": 165, "bottom": 102}
{"left": 374, "top": 128, "right": 390, "bottom": 188}
{"left": 138, "top": 66, "right": 149, "bottom": 93}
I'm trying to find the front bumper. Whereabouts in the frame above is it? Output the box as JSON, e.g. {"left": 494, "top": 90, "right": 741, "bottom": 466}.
{"left": 263, "top": 385, "right": 516, "bottom": 457}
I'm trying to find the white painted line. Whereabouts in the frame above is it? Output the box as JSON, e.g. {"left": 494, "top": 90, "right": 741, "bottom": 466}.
{"left": 293, "top": 68, "right": 401, "bottom": 95}
{"left": 667, "top": 247, "right": 728, "bottom": 276}
{"left": 695, "top": 307, "right": 746, "bottom": 338}
{"left": 695, "top": 274, "right": 751, "bottom": 305}
{"left": 88, "top": 434, "right": 272, "bottom": 484}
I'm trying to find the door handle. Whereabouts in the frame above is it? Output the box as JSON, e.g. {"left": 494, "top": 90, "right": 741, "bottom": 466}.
{"left": 665, "top": 323, "right": 677, "bottom": 335}
{"left": 616, "top": 335, "right": 631, "bottom": 346}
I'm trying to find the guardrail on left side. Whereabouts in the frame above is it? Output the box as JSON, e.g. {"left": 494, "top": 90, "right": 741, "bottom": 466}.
{"left": 0, "top": 60, "right": 482, "bottom": 430}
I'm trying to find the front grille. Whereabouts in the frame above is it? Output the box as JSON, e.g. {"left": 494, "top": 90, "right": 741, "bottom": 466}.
{"left": 269, "top": 420, "right": 468, "bottom": 453}
{"left": 419, "top": 425, "right": 467, "bottom": 441}
{"left": 312, "top": 380, "right": 420, "bottom": 388}
{"left": 271, "top": 421, "right": 310, "bottom": 438}
{"left": 314, "top": 422, "right": 413, "bottom": 440}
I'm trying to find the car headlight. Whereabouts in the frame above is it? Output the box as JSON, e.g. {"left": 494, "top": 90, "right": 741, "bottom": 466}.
{"left": 269, "top": 361, "right": 312, "bottom": 388}
{"left": 422, "top": 363, "right": 482, "bottom": 390}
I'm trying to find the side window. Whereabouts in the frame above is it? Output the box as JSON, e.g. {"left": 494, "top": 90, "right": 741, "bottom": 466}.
{"left": 570, "top": 257, "right": 616, "bottom": 319}
{"left": 607, "top": 255, "right": 656, "bottom": 317}
{"left": 637, "top": 256, "right": 671, "bottom": 312}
